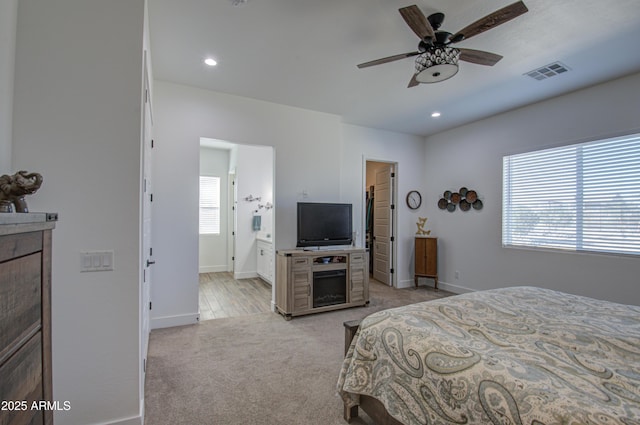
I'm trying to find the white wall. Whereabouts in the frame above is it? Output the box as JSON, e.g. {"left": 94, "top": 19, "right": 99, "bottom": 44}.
{"left": 424, "top": 72, "right": 640, "bottom": 305}
{"left": 0, "top": 0, "right": 18, "bottom": 173}
{"left": 151, "top": 81, "right": 343, "bottom": 327}
{"left": 234, "top": 144, "right": 274, "bottom": 279}
{"left": 12, "top": 1, "right": 146, "bottom": 423}
{"left": 151, "top": 81, "right": 426, "bottom": 326}
{"left": 199, "top": 147, "right": 229, "bottom": 273}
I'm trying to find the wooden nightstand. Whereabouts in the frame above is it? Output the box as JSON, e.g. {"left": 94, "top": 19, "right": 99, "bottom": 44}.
{"left": 415, "top": 236, "right": 438, "bottom": 290}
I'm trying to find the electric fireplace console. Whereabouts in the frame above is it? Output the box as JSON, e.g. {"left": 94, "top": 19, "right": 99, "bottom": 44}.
{"left": 275, "top": 248, "right": 369, "bottom": 320}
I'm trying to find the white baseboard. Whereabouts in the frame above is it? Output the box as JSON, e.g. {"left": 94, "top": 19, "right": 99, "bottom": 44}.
{"left": 398, "top": 278, "right": 475, "bottom": 295}
{"left": 91, "top": 414, "right": 142, "bottom": 425}
{"left": 234, "top": 271, "right": 258, "bottom": 280}
{"left": 397, "top": 278, "right": 415, "bottom": 289}
{"left": 151, "top": 312, "right": 199, "bottom": 329}
{"left": 436, "top": 281, "right": 475, "bottom": 294}
{"left": 199, "top": 265, "right": 227, "bottom": 273}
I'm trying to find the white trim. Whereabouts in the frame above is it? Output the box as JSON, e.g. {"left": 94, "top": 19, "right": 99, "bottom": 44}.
{"left": 436, "top": 281, "right": 475, "bottom": 294}
{"left": 150, "top": 313, "right": 199, "bottom": 329}
{"left": 199, "top": 265, "right": 228, "bottom": 273}
{"left": 91, "top": 414, "right": 142, "bottom": 425}
{"left": 233, "top": 271, "right": 258, "bottom": 280}
{"left": 401, "top": 279, "right": 475, "bottom": 294}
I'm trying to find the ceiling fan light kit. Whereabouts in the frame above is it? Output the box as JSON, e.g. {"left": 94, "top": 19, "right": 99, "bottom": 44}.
{"left": 358, "top": 1, "right": 528, "bottom": 87}
{"left": 415, "top": 47, "right": 460, "bottom": 83}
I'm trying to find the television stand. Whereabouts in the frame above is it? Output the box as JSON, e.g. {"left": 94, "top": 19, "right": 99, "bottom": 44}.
{"left": 275, "top": 247, "right": 369, "bottom": 320}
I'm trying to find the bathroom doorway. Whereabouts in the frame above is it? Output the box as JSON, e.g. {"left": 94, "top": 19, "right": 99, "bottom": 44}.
{"left": 198, "top": 138, "right": 275, "bottom": 320}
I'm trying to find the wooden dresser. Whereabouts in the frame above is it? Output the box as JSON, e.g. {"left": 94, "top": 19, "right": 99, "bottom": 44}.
{"left": 415, "top": 236, "right": 438, "bottom": 290}
{"left": 1, "top": 213, "right": 56, "bottom": 425}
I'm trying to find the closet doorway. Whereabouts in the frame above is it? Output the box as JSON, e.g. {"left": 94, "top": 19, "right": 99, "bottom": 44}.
{"left": 365, "top": 160, "right": 397, "bottom": 287}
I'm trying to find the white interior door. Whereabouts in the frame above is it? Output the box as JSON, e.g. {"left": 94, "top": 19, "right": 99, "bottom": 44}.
{"left": 373, "top": 166, "right": 394, "bottom": 285}
{"left": 141, "top": 55, "right": 154, "bottom": 374}
{"left": 227, "top": 173, "right": 236, "bottom": 272}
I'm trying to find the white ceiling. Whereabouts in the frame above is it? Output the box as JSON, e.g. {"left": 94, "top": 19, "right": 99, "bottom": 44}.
{"left": 147, "top": 0, "right": 640, "bottom": 137}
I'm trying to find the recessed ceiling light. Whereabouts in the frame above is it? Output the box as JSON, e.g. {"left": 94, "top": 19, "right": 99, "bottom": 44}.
{"left": 431, "top": 112, "right": 441, "bottom": 118}
{"left": 204, "top": 58, "right": 217, "bottom": 67}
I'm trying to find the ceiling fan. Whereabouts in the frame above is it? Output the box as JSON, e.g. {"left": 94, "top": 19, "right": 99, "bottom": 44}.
{"left": 358, "top": 1, "right": 528, "bottom": 87}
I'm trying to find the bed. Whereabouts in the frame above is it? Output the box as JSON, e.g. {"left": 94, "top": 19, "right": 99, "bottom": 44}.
{"left": 337, "top": 286, "right": 640, "bottom": 425}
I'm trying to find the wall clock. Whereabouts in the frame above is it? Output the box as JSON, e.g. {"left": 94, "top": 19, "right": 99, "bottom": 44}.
{"left": 406, "top": 190, "right": 422, "bottom": 209}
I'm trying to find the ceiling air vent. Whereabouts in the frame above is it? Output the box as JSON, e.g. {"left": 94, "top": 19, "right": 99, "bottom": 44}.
{"left": 524, "top": 62, "right": 570, "bottom": 81}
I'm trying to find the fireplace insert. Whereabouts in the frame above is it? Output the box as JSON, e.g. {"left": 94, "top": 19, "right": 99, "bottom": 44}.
{"left": 313, "top": 269, "right": 347, "bottom": 308}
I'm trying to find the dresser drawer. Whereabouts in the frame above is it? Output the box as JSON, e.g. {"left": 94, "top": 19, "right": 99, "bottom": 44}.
{"left": 0, "top": 253, "right": 42, "bottom": 360}
{"left": 0, "top": 231, "right": 43, "bottom": 263}
{"left": 0, "top": 334, "right": 44, "bottom": 425}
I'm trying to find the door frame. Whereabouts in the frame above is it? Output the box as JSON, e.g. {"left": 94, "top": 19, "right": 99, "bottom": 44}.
{"left": 227, "top": 172, "right": 236, "bottom": 272}
{"left": 362, "top": 157, "right": 398, "bottom": 288}
{"left": 140, "top": 49, "right": 154, "bottom": 416}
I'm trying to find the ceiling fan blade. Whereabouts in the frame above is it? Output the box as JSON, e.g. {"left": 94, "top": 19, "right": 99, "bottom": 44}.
{"left": 399, "top": 5, "right": 436, "bottom": 41}
{"left": 357, "top": 51, "right": 420, "bottom": 69}
{"left": 451, "top": 1, "right": 528, "bottom": 41}
{"left": 459, "top": 48, "right": 503, "bottom": 66}
{"left": 407, "top": 73, "right": 420, "bottom": 88}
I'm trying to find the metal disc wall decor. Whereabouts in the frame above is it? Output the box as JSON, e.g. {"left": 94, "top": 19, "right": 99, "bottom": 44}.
{"left": 465, "top": 190, "right": 478, "bottom": 203}
{"left": 438, "top": 187, "right": 482, "bottom": 213}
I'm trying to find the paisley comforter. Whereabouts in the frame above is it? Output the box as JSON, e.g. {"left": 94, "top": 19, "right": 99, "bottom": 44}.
{"left": 337, "top": 286, "right": 640, "bottom": 425}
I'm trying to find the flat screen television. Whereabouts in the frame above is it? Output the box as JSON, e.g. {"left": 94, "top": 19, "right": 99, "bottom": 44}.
{"left": 297, "top": 202, "right": 353, "bottom": 247}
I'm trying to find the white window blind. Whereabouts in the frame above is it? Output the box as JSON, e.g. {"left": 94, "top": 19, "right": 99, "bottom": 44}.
{"left": 503, "top": 133, "right": 640, "bottom": 256}
{"left": 199, "top": 176, "right": 221, "bottom": 234}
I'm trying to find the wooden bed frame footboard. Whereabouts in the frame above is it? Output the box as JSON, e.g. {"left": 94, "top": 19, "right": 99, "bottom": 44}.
{"left": 343, "top": 320, "right": 404, "bottom": 425}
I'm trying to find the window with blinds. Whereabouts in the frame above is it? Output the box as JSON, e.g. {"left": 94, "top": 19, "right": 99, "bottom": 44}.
{"left": 199, "top": 176, "right": 221, "bottom": 234}
{"left": 503, "top": 133, "right": 640, "bottom": 256}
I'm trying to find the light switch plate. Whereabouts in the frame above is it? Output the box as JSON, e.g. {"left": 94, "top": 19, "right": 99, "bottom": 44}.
{"left": 80, "top": 250, "right": 114, "bottom": 272}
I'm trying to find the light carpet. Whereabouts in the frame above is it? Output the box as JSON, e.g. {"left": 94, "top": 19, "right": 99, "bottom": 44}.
{"left": 144, "top": 281, "right": 452, "bottom": 425}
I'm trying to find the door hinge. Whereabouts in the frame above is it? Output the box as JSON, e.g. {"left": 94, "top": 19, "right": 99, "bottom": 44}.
{"left": 390, "top": 236, "right": 395, "bottom": 242}
{"left": 149, "top": 301, "right": 152, "bottom": 310}
{"left": 390, "top": 268, "right": 395, "bottom": 274}
{"left": 390, "top": 204, "right": 395, "bottom": 210}
{"left": 143, "top": 358, "right": 146, "bottom": 373}
{"left": 391, "top": 172, "right": 395, "bottom": 178}
{"left": 151, "top": 139, "right": 154, "bottom": 148}
{"left": 143, "top": 269, "right": 146, "bottom": 282}
{"left": 150, "top": 193, "right": 153, "bottom": 202}
{"left": 232, "top": 256, "right": 235, "bottom": 261}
